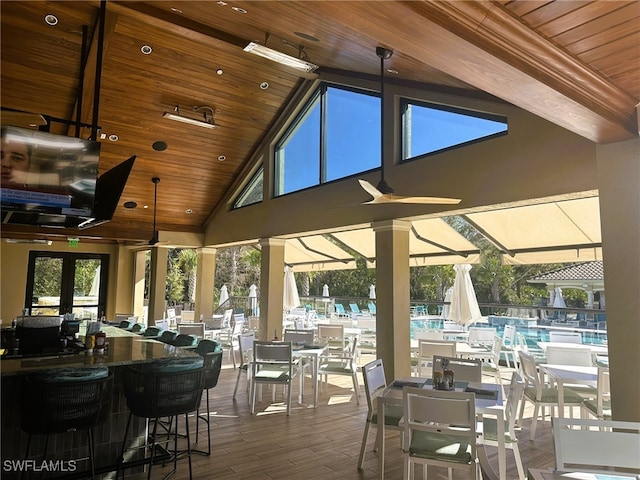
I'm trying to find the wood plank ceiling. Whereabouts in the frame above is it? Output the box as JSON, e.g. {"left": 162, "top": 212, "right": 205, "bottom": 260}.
{"left": 1, "top": 1, "right": 638, "bottom": 245}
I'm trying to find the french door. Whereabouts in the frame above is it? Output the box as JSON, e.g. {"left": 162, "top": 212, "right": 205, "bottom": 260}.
{"left": 25, "top": 252, "right": 109, "bottom": 320}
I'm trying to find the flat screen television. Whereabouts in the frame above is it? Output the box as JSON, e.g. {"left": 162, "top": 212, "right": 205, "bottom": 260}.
{"left": 1, "top": 126, "right": 101, "bottom": 227}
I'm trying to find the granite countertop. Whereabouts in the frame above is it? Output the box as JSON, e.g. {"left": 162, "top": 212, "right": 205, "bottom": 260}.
{"left": 0, "top": 326, "right": 200, "bottom": 376}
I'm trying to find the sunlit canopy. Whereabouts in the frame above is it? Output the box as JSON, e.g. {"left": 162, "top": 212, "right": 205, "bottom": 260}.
{"left": 329, "top": 218, "right": 480, "bottom": 266}
{"left": 284, "top": 235, "right": 357, "bottom": 272}
{"left": 462, "top": 196, "right": 601, "bottom": 265}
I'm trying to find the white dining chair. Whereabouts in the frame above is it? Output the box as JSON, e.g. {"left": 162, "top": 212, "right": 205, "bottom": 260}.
{"left": 250, "top": 341, "right": 297, "bottom": 415}
{"left": 402, "top": 387, "right": 481, "bottom": 479}
{"left": 548, "top": 331, "right": 583, "bottom": 344}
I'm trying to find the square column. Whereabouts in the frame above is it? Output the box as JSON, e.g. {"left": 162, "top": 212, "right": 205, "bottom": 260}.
{"left": 597, "top": 138, "right": 640, "bottom": 422}
{"left": 133, "top": 250, "right": 146, "bottom": 324}
{"left": 374, "top": 220, "right": 412, "bottom": 381}
{"left": 148, "top": 247, "right": 168, "bottom": 323}
{"left": 195, "top": 247, "right": 216, "bottom": 320}
{"left": 259, "top": 238, "right": 286, "bottom": 341}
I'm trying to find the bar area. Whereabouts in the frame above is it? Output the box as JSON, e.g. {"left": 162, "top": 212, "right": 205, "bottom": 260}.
{"left": 1, "top": 324, "right": 202, "bottom": 479}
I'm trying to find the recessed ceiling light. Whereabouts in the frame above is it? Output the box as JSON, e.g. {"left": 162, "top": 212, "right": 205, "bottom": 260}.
{"left": 387, "top": 68, "right": 399, "bottom": 75}
{"left": 216, "top": 69, "right": 224, "bottom": 75}
{"left": 294, "top": 32, "right": 319, "bottom": 42}
{"left": 152, "top": 141, "right": 168, "bottom": 151}
{"left": 108, "top": 134, "right": 119, "bottom": 142}
{"left": 216, "top": 1, "right": 228, "bottom": 5}
{"left": 123, "top": 201, "right": 137, "bottom": 209}
{"left": 231, "top": 6, "right": 247, "bottom": 14}
{"left": 259, "top": 82, "right": 269, "bottom": 90}
{"left": 217, "top": 155, "right": 226, "bottom": 161}
{"left": 170, "top": 7, "right": 183, "bottom": 13}
{"left": 143, "top": 205, "right": 149, "bottom": 209}
{"left": 141, "top": 45, "right": 153, "bottom": 55}
{"left": 185, "top": 209, "right": 193, "bottom": 214}
{"left": 44, "top": 14, "right": 58, "bottom": 26}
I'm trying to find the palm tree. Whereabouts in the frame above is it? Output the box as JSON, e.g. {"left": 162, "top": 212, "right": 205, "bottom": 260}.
{"left": 177, "top": 249, "right": 197, "bottom": 307}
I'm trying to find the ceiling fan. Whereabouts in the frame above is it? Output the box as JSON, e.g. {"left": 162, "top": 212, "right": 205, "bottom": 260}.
{"left": 357, "top": 47, "right": 461, "bottom": 206}
{"left": 149, "top": 177, "right": 160, "bottom": 246}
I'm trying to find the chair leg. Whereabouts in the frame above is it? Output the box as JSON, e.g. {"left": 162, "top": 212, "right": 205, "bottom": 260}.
{"left": 352, "top": 373, "right": 361, "bottom": 404}
{"left": 233, "top": 367, "right": 243, "bottom": 398}
{"left": 185, "top": 413, "right": 193, "bottom": 480}
{"left": 87, "top": 427, "right": 96, "bottom": 480}
{"left": 357, "top": 421, "right": 371, "bottom": 469}
{"left": 530, "top": 404, "right": 540, "bottom": 440}
{"left": 147, "top": 417, "right": 159, "bottom": 480}
{"left": 512, "top": 444, "right": 526, "bottom": 480}
{"left": 118, "top": 412, "right": 133, "bottom": 480}
{"left": 286, "top": 381, "right": 292, "bottom": 416}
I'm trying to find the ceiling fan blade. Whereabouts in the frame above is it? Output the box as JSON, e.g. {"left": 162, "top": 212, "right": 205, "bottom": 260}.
{"left": 358, "top": 179, "right": 384, "bottom": 200}
{"left": 383, "top": 195, "right": 461, "bottom": 205}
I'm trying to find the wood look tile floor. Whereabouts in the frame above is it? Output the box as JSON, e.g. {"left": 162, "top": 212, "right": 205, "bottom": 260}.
{"left": 124, "top": 354, "right": 557, "bottom": 480}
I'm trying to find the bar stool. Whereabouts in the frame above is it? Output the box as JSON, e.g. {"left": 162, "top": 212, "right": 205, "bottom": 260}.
{"left": 119, "top": 357, "right": 204, "bottom": 480}
{"left": 21, "top": 366, "right": 113, "bottom": 480}
{"left": 194, "top": 339, "right": 223, "bottom": 455}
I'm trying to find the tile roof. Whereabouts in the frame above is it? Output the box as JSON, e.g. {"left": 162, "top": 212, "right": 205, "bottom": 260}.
{"left": 529, "top": 261, "right": 603, "bottom": 282}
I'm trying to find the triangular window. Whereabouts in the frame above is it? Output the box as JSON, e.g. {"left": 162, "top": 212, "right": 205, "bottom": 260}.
{"left": 233, "top": 165, "right": 263, "bottom": 209}
{"left": 401, "top": 99, "right": 508, "bottom": 160}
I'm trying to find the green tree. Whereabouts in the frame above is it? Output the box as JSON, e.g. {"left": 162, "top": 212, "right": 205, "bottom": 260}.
{"left": 177, "top": 249, "right": 197, "bottom": 305}
{"left": 165, "top": 256, "right": 184, "bottom": 304}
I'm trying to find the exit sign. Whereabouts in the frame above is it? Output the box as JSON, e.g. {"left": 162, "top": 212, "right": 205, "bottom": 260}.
{"left": 68, "top": 238, "right": 80, "bottom": 248}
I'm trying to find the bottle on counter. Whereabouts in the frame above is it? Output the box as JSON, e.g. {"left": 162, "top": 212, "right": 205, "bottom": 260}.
{"left": 95, "top": 332, "right": 106, "bottom": 354}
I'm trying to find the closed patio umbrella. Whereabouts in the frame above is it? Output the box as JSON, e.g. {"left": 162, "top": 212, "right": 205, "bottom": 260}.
{"left": 218, "top": 285, "right": 229, "bottom": 307}
{"left": 448, "top": 264, "right": 483, "bottom": 327}
{"left": 248, "top": 284, "right": 258, "bottom": 316}
{"left": 552, "top": 287, "right": 567, "bottom": 308}
{"left": 283, "top": 266, "right": 300, "bottom": 311}
{"left": 441, "top": 286, "right": 454, "bottom": 319}
{"left": 369, "top": 284, "right": 376, "bottom": 300}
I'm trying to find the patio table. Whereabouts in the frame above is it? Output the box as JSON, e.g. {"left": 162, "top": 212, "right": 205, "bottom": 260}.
{"left": 292, "top": 343, "right": 327, "bottom": 407}
{"left": 540, "top": 364, "right": 598, "bottom": 418}
{"left": 376, "top": 378, "right": 506, "bottom": 479}
{"left": 537, "top": 341, "right": 608, "bottom": 356}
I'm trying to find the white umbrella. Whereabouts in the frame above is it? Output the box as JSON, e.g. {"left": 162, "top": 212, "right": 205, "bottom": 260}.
{"left": 89, "top": 265, "right": 100, "bottom": 297}
{"left": 218, "top": 284, "right": 229, "bottom": 307}
{"left": 248, "top": 284, "right": 258, "bottom": 316}
{"left": 448, "top": 264, "right": 483, "bottom": 327}
{"left": 283, "top": 266, "right": 300, "bottom": 311}
{"left": 369, "top": 284, "right": 376, "bottom": 300}
{"left": 552, "top": 287, "right": 566, "bottom": 308}
{"left": 441, "top": 286, "right": 454, "bottom": 319}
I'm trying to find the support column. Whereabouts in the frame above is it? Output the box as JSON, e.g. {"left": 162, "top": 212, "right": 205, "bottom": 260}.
{"left": 259, "top": 238, "right": 286, "bottom": 341}
{"left": 133, "top": 250, "right": 146, "bottom": 324}
{"left": 111, "top": 245, "right": 134, "bottom": 320}
{"left": 374, "top": 220, "right": 412, "bottom": 381}
{"left": 195, "top": 247, "right": 216, "bottom": 320}
{"left": 596, "top": 138, "right": 640, "bottom": 422}
{"left": 148, "top": 247, "right": 168, "bottom": 324}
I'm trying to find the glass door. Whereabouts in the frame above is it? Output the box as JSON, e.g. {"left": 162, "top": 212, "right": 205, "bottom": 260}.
{"left": 25, "top": 252, "right": 109, "bottom": 320}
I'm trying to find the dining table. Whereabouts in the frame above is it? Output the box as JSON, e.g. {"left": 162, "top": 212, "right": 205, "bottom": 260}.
{"left": 540, "top": 364, "right": 598, "bottom": 418}
{"left": 291, "top": 343, "right": 328, "bottom": 408}
{"left": 376, "top": 378, "right": 506, "bottom": 480}
{"left": 527, "top": 468, "right": 640, "bottom": 480}
{"left": 537, "top": 341, "right": 609, "bottom": 356}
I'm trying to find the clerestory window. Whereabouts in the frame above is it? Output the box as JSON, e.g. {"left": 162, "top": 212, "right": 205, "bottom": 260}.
{"left": 401, "top": 99, "right": 508, "bottom": 161}
{"left": 274, "top": 84, "right": 380, "bottom": 196}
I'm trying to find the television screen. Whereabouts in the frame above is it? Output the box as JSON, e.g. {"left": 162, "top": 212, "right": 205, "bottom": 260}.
{"left": 1, "top": 126, "right": 100, "bottom": 221}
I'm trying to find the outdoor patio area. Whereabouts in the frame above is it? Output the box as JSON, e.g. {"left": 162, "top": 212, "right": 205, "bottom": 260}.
{"left": 125, "top": 353, "right": 557, "bottom": 480}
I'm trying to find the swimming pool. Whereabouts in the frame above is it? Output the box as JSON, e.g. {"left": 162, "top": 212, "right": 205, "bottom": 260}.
{"left": 409, "top": 318, "right": 608, "bottom": 347}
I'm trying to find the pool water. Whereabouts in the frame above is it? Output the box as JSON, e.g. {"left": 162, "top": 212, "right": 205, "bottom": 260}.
{"left": 410, "top": 319, "right": 608, "bottom": 347}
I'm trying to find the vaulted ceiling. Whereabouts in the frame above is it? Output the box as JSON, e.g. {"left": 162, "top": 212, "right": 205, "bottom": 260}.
{"left": 1, "top": 1, "right": 638, "bottom": 244}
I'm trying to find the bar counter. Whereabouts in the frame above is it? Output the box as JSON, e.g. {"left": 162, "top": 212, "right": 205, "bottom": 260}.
{"left": 1, "top": 326, "right": 201, "bottom": 479}
{"left": 1, "top": 325, "right": 199, "bottom": 376}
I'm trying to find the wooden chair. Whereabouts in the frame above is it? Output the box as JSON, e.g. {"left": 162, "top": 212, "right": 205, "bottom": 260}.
{"left": 478, "top": 371, "right": 526, "bottom": 479}
{"left": 551, "top": 417, "right": 640, "bottom": 476}
{"left": 432, "top": 355, "right": 482, "bottom": 383}
{"left": 416, "top": 339, "right": 456, "bottom": 377}
{"left": 250, "top": 341, "right": 297, "bottom": 416}
{"left": 317, "top": 334, "right": 360, "bottom": 404}
{"left": 358, "top": 359, "right": 404, "bottom": 474}
{"left": 581, "top": 366, "right": 611, "bottom": 420}
{"left": 402, "top": 387, "right": 481, "bottom": 479}
{"left": 518, "top": 351, "right": 584, "bottom": 440}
